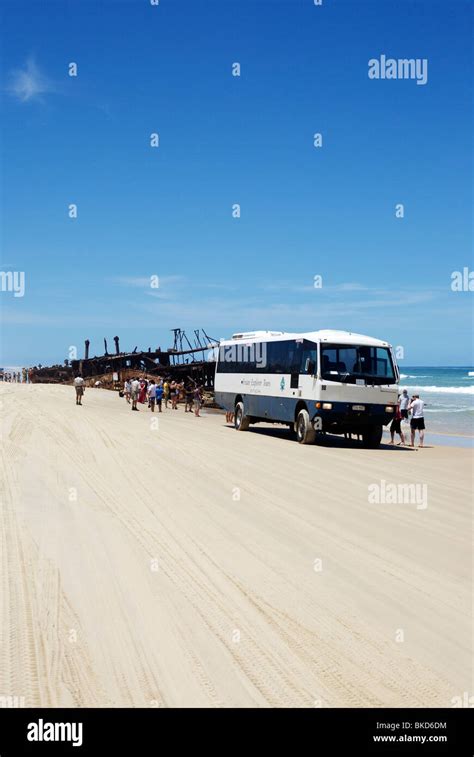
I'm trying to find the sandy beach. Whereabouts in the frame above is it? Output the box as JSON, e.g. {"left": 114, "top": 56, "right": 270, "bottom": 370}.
{"left": 1, "top": 383, "right": 472, "bottom": 708}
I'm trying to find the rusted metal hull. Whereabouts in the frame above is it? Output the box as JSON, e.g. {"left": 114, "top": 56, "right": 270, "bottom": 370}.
{"left": 28, "top": 331, "right": 218, "bottom": 390}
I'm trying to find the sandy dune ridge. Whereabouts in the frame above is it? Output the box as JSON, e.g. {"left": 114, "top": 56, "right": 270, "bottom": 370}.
{"left": 0, "top": 383, "right": 472, "bottom": 707}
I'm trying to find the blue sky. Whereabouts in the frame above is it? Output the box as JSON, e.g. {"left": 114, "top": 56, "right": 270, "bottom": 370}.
{"left": 1, "top": 0, "right": 472, "bottom": 367}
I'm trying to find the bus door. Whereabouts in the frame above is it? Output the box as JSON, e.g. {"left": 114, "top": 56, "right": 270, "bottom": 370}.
{"left": 290, "top": 339, "right": 304, "bottom": 388}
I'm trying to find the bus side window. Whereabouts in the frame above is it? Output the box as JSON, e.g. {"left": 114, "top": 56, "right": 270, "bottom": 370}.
{"left": 268, "top": 340, "right": 297, "bottom": 373}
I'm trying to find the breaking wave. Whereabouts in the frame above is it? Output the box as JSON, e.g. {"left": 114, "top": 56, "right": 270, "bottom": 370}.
{"left": 425, "top": 407, "right": 474, "bottom": 413}
{"left": 403, "top": 385, "right": 474, "bottom": 395}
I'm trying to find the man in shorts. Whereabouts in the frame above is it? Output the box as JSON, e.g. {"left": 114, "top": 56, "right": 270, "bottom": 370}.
{"left": 130, "top": 377, "right": 140, "bottom": 411}
{"left": 124, "top": 379, "right": 131, "bottom": 403}
{"left": 389, "top": 399, "right": 405, "bottom": 445}
{"left": 147, "top": 380, "right": 156, "bottom": 412}
{"left": 399, "top": 389, "right": 410, "bottom": 420}
{"left": 409, "top": 394, "right": 426, "bottom": 447}
{"left": 155, "top": 380, "right": 163, "bottom": 412}
{"left": 74, "top": 374, "right": 85, "bottom": 405}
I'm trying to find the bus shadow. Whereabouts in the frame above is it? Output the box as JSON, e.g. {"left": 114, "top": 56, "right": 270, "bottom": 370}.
{"left": 224, "top": 424, "right": 415, "bottom": 450}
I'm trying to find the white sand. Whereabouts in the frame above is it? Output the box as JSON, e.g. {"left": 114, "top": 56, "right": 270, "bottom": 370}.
{"left": 0, "top": 383, "right": 472, "bottom": 707}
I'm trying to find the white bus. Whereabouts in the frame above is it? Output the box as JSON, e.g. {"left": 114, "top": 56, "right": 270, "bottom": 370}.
{"left": 214, "top": 330, "right": 400, "bottom": 446}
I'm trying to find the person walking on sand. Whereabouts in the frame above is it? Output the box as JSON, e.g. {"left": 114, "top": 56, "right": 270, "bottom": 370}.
{"left": 170, "top": 380, "right": 178, "bottom": 410}
{"left": 130, "top": 377, "right": 140, "bottom": 411}
{"left": 184, "top": 382, "right": 194, "bottom": 413}
{"left": 163, "top": 379, "right": 170, "bottom": 409}
{"left": 177, "top": 381, "right": 183, "bottom": 407}
{"left": 399, "top": 389, "right": 410, "bottom": 420}
{"left": 193, "top": 384, "right": 203, "bottom": 417}
{"left": 74, "top": 374, "right": 85, "bottom": 405}
{"left": 155, "top": 380, "right": 163, "bottom": 412}
{"left": 124, "top": 379, "right": 131, "bottom": 404}
{"left": 389, "top": 399, "right": 405, "bottom": 446}
{"left": 138, "top": 378, "right": 147, "bottom": 405}
{"left": 147, "top": 380, "right": 156, "bottom": 412}
{"left": 175, "top": 380, "right": 182, "bottom": 409}
{"left": 409, "top": 394, "right": 426, "bottom": 447}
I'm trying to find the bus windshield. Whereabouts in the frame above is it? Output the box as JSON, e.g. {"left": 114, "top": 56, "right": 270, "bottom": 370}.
{"left": 320, "top": 344, "right": 396, "bottom": 385}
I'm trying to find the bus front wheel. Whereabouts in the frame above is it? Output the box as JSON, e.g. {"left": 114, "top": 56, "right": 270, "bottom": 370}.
{"left": 234, "top": 401, "right": 250, "bottom": 431}
{"left": 296, "top": 409, "right": 316, "bottom": 444}
{"left": 362, "top": 424, "right": 383, "bottom": 448}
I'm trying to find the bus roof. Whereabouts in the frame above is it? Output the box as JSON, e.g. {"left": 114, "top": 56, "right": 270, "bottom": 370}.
{"left": 223, "top": 330, "right": 391, "bottom": 348}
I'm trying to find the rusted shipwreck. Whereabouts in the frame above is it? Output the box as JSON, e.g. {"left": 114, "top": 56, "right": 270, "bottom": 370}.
{"left": 29, "top": 329, "right": 219, "bottom": 390}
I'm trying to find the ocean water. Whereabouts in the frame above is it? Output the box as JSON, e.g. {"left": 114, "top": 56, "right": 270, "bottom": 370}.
{"left": 397, "top": 367, "right": 474, "bottom": 437}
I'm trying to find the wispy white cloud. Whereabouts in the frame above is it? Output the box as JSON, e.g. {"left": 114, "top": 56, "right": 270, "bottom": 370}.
{"left": 132, "top": 289, "right": 439, "bottom": 329}
{"left": 332, "top": 282, "right": 370, "bottom": 292}
{"left": 106, "top": 277, "right": 445, "bottom": 327}
{"left": 111, "top": 275, "right": 184, "bottom": 288}
{"left": 200, "top": 282, "right": 239, "bottom": 291}
{"left": 112, "top": 276, "right": 155, "bottom": 287}
{"left": 0, "top": 308, "right": 64, "bottom": 326}
{"left": 1, "top": 281, "right": 459, "bottom": 339}
{"left": 7, "top": 57, "right": 54, "bottom": 103}
{"left": 259, "top": 280, "right": 372, "bottom": 293}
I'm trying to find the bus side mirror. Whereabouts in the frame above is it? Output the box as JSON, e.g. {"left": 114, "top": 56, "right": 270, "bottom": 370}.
{"left": 305, "top": 358, "right": 315, "bottom": 375}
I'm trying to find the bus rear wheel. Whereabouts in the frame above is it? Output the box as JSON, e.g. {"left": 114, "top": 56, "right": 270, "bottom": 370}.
{"left": 296, "top": 409, "right": 316, "bottom": 444}
{"left": 362, "top": 424, "right": 383, "bottom": 448}
{"left": 234, "top": 401, "right": 250, "bottom": 431}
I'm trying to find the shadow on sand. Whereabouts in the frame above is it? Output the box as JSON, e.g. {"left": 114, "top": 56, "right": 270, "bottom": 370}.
{"left": 222, "top": 423, "right": 417, "bottom": 451}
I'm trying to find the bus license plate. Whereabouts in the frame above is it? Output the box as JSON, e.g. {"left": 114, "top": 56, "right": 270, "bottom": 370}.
{"left": 352, "top": 405, "right": 365, "bottom": 411}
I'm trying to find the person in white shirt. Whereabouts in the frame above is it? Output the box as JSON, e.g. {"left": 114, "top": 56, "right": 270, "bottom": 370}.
{"left": 124, "top": 379, "right": 131, "bottom": 404}
{"left": 130, "top": 378, "right": 140, "bottom": 411}
{"left": 73, "top": 374, "right": 85, "bottom": 406}
{"left": 399, "top": 389, "right": 410, "bottom": 419}
{"left": 147, "top": 381, "right": 157, "bottom": 412}
{"left": 409, "top": 394, "right": 426, "bottom": 447}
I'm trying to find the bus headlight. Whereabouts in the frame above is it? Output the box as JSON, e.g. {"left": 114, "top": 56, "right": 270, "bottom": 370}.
{"left": 322, "top": 403, "right": 332, "bottom": 410}
{"left": 385, "top": 405, "right": 394, "bottom": 412}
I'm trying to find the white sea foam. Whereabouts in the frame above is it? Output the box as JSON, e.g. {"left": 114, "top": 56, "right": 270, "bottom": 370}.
{"left": 431, "top": 403, "right": 472, "bottom": 409}
{"left": 399, "top": 374, "right": 430, "bottom": 379}
{"left": 468, "top": 371, "right": 474, "bottom": 377}
{"left": 403, "top": 385, "right": 474, "bottom": 395}
{"left": 425, "top": 407, "right": 474, "bottom": 413}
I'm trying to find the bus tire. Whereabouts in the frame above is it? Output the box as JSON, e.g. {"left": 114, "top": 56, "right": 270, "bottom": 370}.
{"left": 362, "top": 424, "right": 383, "bottom": 448}
{"left": 234, "top": 401, "right": 250, "bottom": 431}
{"left": 296, "top": 409, "right": 315, "bottom": 444}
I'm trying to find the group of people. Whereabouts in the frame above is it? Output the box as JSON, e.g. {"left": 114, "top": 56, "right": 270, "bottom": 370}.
{"left": 122, "top": 377, "right": 204, "bottom": 416}
{"left": 1, "top": 371, "right": 22, "bottom": 383}
{"left": 389, "top": 388, "right": 426, "bottom": 447}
